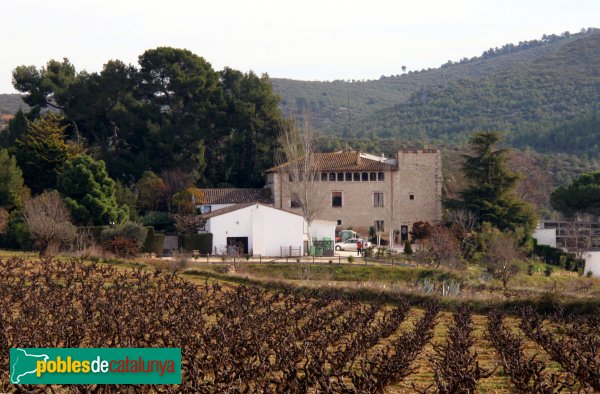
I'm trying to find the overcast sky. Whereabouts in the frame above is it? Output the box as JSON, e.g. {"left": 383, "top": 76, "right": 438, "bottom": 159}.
{"left": 1, "top": 0, "right": 599, "bottom": 93}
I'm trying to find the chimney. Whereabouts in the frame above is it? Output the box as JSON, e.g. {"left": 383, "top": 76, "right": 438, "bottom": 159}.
{"left": 356, "top": 151, "right": 361, "bottom": 165}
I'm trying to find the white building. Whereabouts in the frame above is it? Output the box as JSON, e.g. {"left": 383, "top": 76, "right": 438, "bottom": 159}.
{"left": 201, "top": 203, "right": 335, "bottom": 257}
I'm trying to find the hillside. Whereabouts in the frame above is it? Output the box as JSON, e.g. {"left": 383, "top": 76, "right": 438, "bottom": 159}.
{"left": 272, "top": 29, "right": 600, "bottom": 151}
{"left": 0, "top": 94, "right": 27, "bottom": 114}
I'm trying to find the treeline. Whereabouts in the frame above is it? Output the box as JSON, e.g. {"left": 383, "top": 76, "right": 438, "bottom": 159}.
{"left": 7, "top": 47, "right": 283, "bottom": 188}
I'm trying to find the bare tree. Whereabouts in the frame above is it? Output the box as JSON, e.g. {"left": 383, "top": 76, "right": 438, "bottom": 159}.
{"left": 482, "top": 231, "right": 523, "bottom": 294}
{"left": 161, "top": 169, "right": 194, "bottom": 212}
{"left": 23, "top": 190, "right": 76, "bottom": 255}
{"left": 446, "top": 209, "right": 478, "bottom": 233}
{"left": 415, "top": 225, "right": 463, "bottom": 269}
{"left": 276, "top": 114, "right": 328, "bottom": 245}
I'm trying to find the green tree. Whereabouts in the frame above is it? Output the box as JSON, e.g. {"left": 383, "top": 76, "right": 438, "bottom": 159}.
{"left": 460, "top": 131, "right": 537, "bottom": 233}
{"left": 0, "top": 149, "right": 28, "bottom": 210}
{"left": 0, "top": 110, "right": 27, "bottom": 148}
{"left": 14, "top": 113, "right": 78, "bottom": 193}
{"left": 551, "top": 170, "right": 600, "bottom": 218}
{"left": 135, "top": 171, "right": 167, "bottom": 213}
{"left": 57, "top": 154, "right": 128, "bottom": 225}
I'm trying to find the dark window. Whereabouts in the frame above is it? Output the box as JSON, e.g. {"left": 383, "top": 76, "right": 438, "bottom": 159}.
{"left": 336, "top": 219, "right": 342, "bottom": 226}
{"left": 332, "top": 191, "right": 342, "bottom": 207}
{"left": 288, "top": 173, "right": 294, "bottom": 182}
{"left": 370, "top": 172, "right": 376, "bottom": 181}
{"left": 321, "top": 172, "right": 328, "bottom": 181}
{"left": 329, "top": 173, "right": 336, "bottom": 181}
{"left": 362, "top": 172, "right": 369, "bottom": 181}
{"left": 378, "top": 172, "right": 385, "bottom": 181}
{"left": 291, "top": 193, "right": 301, "bottom": 208}
{"left": 337, "top": 172, "right": 344, "bottom": 181}
{"left": 375, "top": 220, "right": 385, "bottom": 232}
{"left": 409, "top": 194, "right": 414, "bottom": 200}
{"left": 354, "top": 172, "right": 360, "bottom": 181}
{"left": 345, "top": 172, "right": 352, "bottom": 181}
{"left": 373, "top": 192, "right": 384, "bottom": 207}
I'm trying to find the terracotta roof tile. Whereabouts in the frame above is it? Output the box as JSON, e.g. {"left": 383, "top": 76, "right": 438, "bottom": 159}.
{"left": 267, "top": 151, "right": 396, "bottom": 173}
{"left": 199, "top": 188, "right": 273, "bottom": 204}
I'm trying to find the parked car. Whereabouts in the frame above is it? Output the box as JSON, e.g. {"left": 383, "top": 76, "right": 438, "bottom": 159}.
{"left": 334, "top": 238, "right": 372, "bottom": 251}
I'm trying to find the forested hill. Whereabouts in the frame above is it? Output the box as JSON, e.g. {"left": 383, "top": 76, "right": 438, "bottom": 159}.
{"left": 272, "top": 29, "right": 600, "bottom": 151}
{"left": 0, "top": 94, "right": 28, "bottom": 114}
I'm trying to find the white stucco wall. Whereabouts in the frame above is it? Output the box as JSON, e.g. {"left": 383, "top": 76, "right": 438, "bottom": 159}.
{"left": 583, "top": 251, "right": 600, "bottom": 277}
{"left": 206, "top": 204, "right": 305, "bottom": 256}
{"left": 310, "top": 220, "right": 337, "bottom": 241}
{"left": 533, "top": 228, "right": 557, "bottom": 248}
{"left": 207, "top": 207, "right": 253, "bottom": 255}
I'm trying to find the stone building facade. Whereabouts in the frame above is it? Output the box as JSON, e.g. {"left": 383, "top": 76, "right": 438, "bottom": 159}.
{"left": 265, "top": 149, "right": 442, "bottom": 243}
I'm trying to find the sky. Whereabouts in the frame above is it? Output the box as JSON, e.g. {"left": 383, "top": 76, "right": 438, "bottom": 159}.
{"left": 1, "top": 0, "right": 599, "bottom": 93}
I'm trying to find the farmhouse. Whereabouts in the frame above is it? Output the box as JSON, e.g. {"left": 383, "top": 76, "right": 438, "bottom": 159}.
{"left": 265, "top": 149, "right": 443, "bottom": 244}
{"left": 200, "top": 203, "right": 336, "bottom": 256}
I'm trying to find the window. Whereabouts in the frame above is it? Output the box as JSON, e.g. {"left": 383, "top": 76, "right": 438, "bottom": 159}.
{"left": 332, "top": 191, "right": 342, "bottom": 207}
{"left": 409, "top": 194, "right": 415, "bottom": 200}
{"left": 373, "top": 192, "right": 384, "bottom": 207}
{"left": 288, "top": 173, "right": 294, "bottom": 182}
{"left": 370, "top": 172, "right": 376, "bottom": 181}
{"left": 336, "top": 219, "right": 342, "bottom": 226}
{"left": 353, "top": 172, "right": 360, "bottom": 181}
{"left": 337, "top": 172, "right": 344, "bottom": 181}
{"left": 328, "top": 173, "right": 336, "bottom": 181}
{"left": 290, "top": 193, "right": 301, "bottom": 208}
{"left": 378, "top": 172, "right": 385, "bottom": 181}
{"left": 375, "top": 220, "right": 385, "bottom": 232}
{"left": 321, "top": 172, "right": 328, "bottom": 181}
{"left": 201, "top": 205, "right": 212, "bottom": 214}
{"left": 345, "top": 172, "right": 352, "bottom": 181}
{"left": 362, "top": 172, "right": 369, "bottom": 181}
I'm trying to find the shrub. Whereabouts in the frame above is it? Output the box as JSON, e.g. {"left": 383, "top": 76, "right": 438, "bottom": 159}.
{"left": 144, "top": 232, "right": 165, "bottom": 256}
{"left": 411, "top": 221, "right": 432, "bottom": 241}
{"left": 404, "top": 240, "right": 413, "bottom": 255}
{"left": 527, "top": 264, "right": 534, "bottom": 276}
{"left": 0, "top": 218, "right": 32, "bottom": 250}
{"left": 79, "top": 226, "right": 107, "bottom": 242}
{"left": 586, "top": 270, "right": 594, "bottom": 278}
{"left": 23, "top": 190, "right": 76, "bottom": 254}
{"left": 544, "top": 266, "right": 553, "bottom": 277}
{"left": 101, "top": 222, "right": 148, "bottom": 249}
{"left": 178, "top": 233, "right": 212, "bottom": 254}
{"left": 347, "top": 256, "right": 355, "bottom": 264}
{"left": 104, "top": 236, "right": 140, "bottom": 258}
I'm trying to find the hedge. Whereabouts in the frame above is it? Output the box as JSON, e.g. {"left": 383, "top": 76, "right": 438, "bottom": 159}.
{"left": 178, "top": 233, "right": 213, "bottom": 254}
{"left": 146, "top": 234, "right": 165, "bottom": 256}
{"left": 533, "top": 243, "right": 585, "bottom": 272}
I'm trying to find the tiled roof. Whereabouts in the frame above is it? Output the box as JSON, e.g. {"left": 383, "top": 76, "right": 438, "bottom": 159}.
{"left": 199, "top": 188, "right": 273, "bottom": 204}
{"left": 0, "top": 114, "right": 15, "bottom": 121}
{"left": 201, "top": 202, "right": 304, "bottom": 219}
{"left": 266, "top": 151, "right": 396, "bottom": 173}
{"left": 200, "top": 203, "right": 255, "bottom": 219}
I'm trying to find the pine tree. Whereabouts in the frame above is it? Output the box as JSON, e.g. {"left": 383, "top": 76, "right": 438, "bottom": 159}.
{"left": 0, "top": 149, "right": 28, "bottom": 210}
{"left": 14, "top": 113, "right": 78, "bottom": 193}
{"left": 58, "top": 154, "right": 128, "bottom": 225}
{"left": 461, "top": 131, "right": 537, "bottom": 233}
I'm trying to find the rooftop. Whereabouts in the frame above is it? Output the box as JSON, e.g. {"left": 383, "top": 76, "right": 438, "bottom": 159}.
{"left": 199, "top": 188, "right": 274, "bottom": 205}
{"left": 266, "top": 150, "right": 397, "bottom": 173}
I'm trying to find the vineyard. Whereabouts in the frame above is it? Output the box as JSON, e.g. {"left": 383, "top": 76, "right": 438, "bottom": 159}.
{"left": 0, "top": 258, "right": 599, "bottom": 393}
